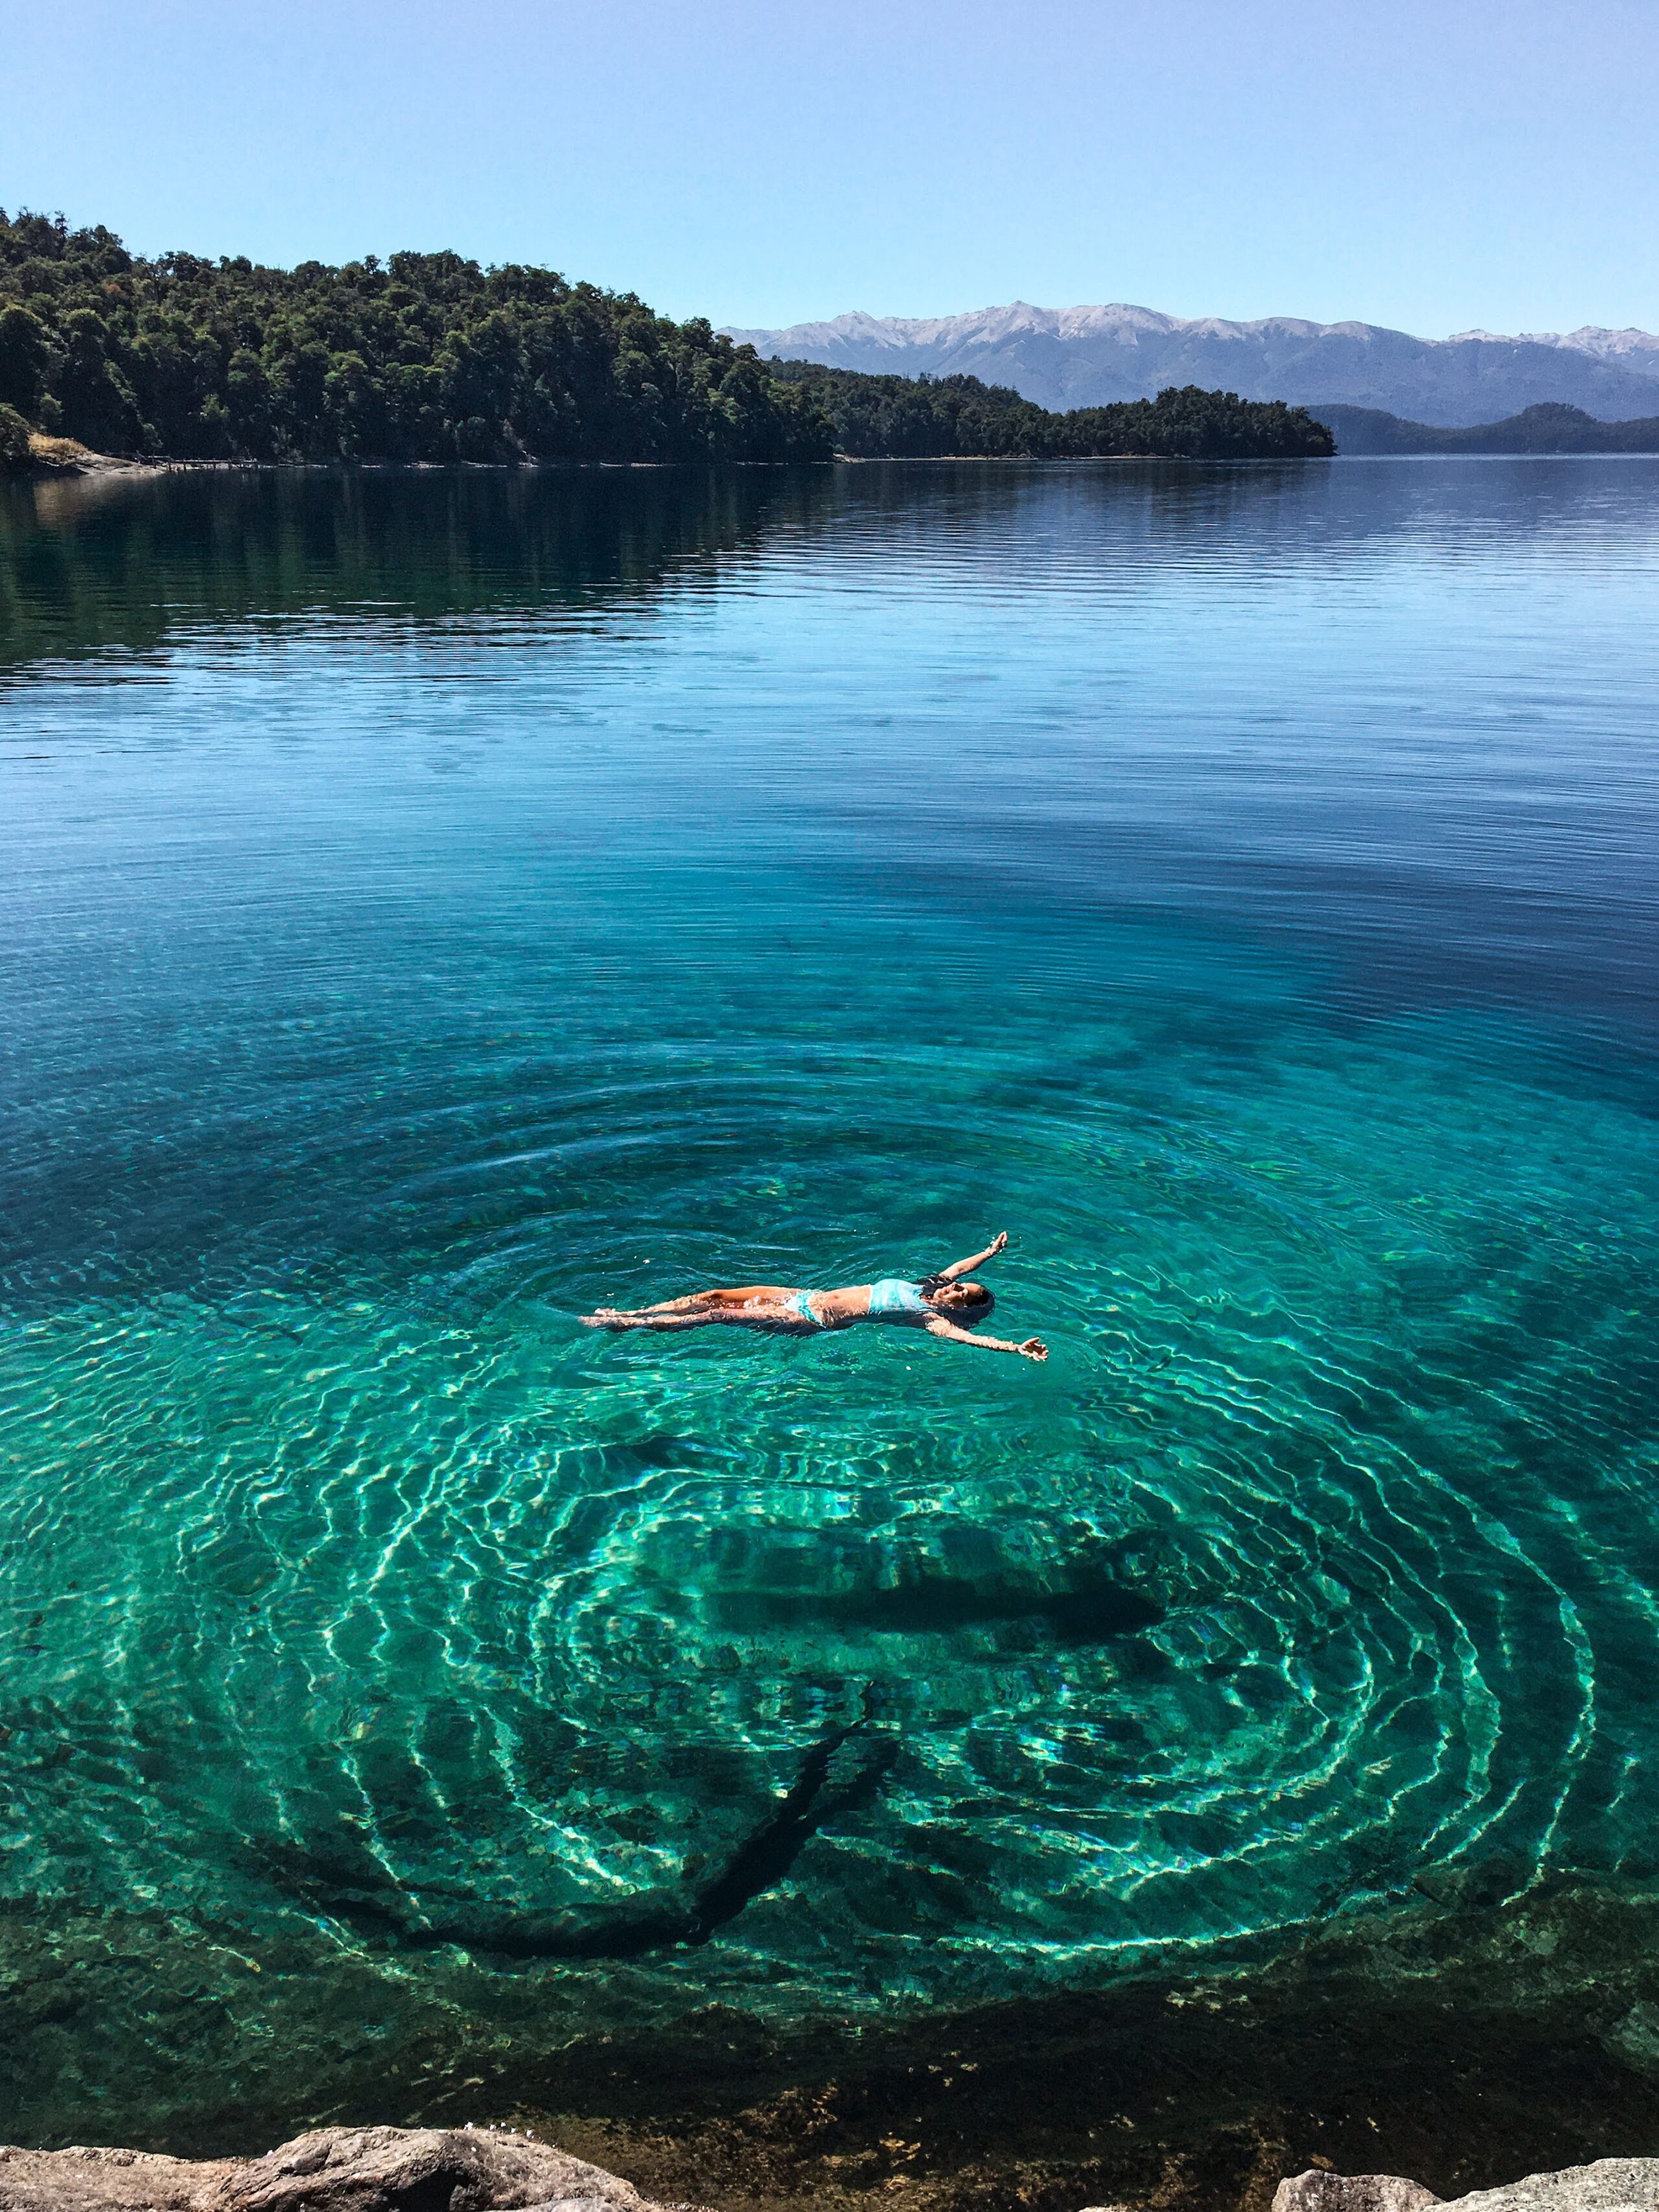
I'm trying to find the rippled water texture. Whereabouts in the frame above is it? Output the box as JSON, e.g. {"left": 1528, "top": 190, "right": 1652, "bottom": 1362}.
{"left": 3, "top": 460, "right": 1659, "bottom": 2139}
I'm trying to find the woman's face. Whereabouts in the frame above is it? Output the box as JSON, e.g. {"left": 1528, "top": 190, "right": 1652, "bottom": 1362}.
{"left": 931, "top": 1280, "right": 990, "bottom": 1316}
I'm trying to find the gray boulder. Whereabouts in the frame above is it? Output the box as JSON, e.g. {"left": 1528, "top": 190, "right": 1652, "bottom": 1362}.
{"left": 1447, "top": 2162, "right": 1659, "bottom": 2212}
{"left": 1274, "top": 2174, "right": 1441, "bottom": 2212}
{"left": 0, "top": 2143, "right": 229, "bottom": 2211}
{"left": 0, "top": 2126, "right": 706, "bottom": 2212}
{"left": 1274, "top": 2162, "right": 1659, "bottom": 2212}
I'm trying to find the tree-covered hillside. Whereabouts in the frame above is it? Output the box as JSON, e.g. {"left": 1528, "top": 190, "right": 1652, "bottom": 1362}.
{"left": 773, "top": 361, "right": 1334, "bottom": 459}
{"left": 0, "top": 210, "right": 832, "bottom": 465}
{"left": 0, "top": 210, "right": 1333, "bottom": 467}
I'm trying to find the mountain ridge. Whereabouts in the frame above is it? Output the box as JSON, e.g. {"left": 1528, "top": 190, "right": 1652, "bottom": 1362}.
{"left": 1315, "top": 400, "right": 1659, "bottom": 456}
{"left": 722, "top": 303, "right": 1659, "bottom": 426}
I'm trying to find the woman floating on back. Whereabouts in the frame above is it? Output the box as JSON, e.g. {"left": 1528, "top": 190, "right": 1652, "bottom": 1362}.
{"left": 582, "top": 1232, "right": 1047, "bottom": 1360}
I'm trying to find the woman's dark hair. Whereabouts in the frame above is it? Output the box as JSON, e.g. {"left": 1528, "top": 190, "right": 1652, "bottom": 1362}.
{"left": 920, "top": 1274, "right": 994, "bottom": 1315}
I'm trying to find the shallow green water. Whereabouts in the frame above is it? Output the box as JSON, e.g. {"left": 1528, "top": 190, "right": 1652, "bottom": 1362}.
{"left": 3, "top": 461, "right": 1659, "bottom": 2138}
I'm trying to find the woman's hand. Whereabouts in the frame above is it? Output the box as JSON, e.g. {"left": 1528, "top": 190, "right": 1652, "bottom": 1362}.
{"left": 1017, "top": 1336, "right": 1047, "bottom": 1362}
{"left": 941, "top": 1231, "right": 1011, "bottom": 1282}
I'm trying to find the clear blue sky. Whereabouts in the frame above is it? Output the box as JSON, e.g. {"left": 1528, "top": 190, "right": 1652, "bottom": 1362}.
{"left": 6, "top": 0, "right": 1657, "bottom": 336}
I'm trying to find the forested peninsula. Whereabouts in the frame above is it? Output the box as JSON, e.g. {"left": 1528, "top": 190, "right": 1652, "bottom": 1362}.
{"left": 0, "top": 211, "right": 1333, "bottom": 469}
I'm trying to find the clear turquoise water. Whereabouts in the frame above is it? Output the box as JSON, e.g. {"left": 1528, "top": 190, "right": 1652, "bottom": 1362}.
{"left": 3, "top": 460, "right": 1659, "bottom": 2135}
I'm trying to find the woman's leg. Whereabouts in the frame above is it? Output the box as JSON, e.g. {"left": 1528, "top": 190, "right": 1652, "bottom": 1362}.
{"left": 582, "top": 1309, "right": 717, "bottom": 1331}
{"left": 581, "top": 1301, "right": 803, "bottom": 1333}
{"left": 599, "top": 1285, "right": 794, "bottom": 1319}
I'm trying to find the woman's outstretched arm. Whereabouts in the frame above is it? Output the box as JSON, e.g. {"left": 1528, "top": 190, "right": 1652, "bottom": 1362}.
{"left": 925, "top": 1316, "right": 1046, "bottom": 1361}
{"left": 936, "top": 1231, "right": 1008, "bottom": 1282}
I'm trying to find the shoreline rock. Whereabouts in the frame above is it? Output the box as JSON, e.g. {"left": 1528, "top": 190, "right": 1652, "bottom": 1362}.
{"left": 1273, "top": 2162, "right": 1659, "bottom": 2212}
{"left": 0, "top": 2125, "right": 712, "bottom": 2212}
{"left": 6, "top": 2137, "right": 1659, "bottom": 2212}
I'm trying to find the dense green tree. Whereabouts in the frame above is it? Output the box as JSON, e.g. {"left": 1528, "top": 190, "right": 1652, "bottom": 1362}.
{"left": 0, "top": 303, "right": 51, "bottom": 415}
{"left": 55, "top": 307, "right": 146, "bottom": 451}
{"left": 0, "top": 400, "right": 28, "bottom": 472}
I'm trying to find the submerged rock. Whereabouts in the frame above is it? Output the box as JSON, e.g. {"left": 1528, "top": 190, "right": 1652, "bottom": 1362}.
{"left": 0, "top": 2125, "right": 706, "bottom": 2212}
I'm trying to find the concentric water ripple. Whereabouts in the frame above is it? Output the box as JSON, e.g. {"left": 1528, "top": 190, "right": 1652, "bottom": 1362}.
{"left": 2, "top": 460, "right": 1658, "bottom": 2138}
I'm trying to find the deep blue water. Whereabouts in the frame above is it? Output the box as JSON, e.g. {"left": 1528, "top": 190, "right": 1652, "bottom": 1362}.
{"left": 2, "top": 459, "right": 1658, "bottom": 2141}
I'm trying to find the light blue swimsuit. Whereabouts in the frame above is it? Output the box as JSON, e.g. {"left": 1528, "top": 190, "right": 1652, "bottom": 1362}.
{"left": 790, "top": 1279, "right": 930, "bottom": 1327}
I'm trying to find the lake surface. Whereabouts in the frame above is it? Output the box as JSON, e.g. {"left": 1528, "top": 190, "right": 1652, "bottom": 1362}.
{"left": 3, "top": 459, "right": 1659, "bottom": 2152}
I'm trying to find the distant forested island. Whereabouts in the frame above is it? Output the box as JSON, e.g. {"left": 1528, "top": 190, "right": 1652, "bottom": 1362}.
{"left": 769, "top": 360, "right": 1332, "bottom": 459}
{"left": 1316, "top": 401, "right": 1659, "bottom": 455}
{"left": 0, "top": 210, "right": 1332, "bottom": 469}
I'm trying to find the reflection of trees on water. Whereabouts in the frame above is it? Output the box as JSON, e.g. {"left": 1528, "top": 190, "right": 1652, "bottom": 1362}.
{"left": 7, "top": 457, "right": 1653, "bottom": 684}
{"left": 0, "top": 465, "right": 842, "bottom": 677}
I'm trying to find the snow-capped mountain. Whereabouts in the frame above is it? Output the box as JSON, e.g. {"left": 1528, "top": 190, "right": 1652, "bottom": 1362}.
{"left": 721, "top": 304, "right": 1659, "bottom": 426}
{"left": 1474, "top": 325, "right": 1659, "bottom": 366}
